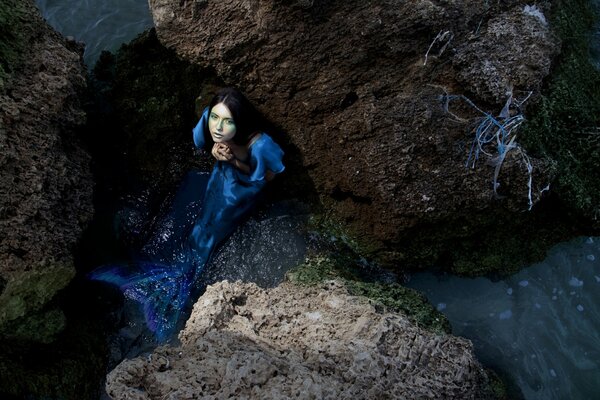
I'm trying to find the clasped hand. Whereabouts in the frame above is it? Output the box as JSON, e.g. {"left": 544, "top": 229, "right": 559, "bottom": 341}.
{"left": 211, "top": 143, "right": 234, "bottom": 162}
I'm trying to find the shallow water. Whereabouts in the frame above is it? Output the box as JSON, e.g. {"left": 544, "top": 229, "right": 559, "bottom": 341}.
{"left": 35, "top": 0, "right": 153, "bottom": 66}
{"left": 407, "top": 237, "right": 600, "bottom": 400}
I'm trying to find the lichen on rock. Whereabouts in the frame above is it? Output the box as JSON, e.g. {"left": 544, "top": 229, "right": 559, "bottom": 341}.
{"left": 106, "top": 280, "right": 497, "bottom": 399}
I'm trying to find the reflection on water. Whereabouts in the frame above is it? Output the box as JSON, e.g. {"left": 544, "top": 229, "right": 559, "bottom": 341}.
{"left": 407, "top": 237, "right": 600, "bottom": 400}
{"left": 35, "top": 0, "right": 153, "bottom": 65}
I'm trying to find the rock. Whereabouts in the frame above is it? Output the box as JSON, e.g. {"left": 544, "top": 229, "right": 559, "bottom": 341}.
{"left": 0, "top": 0, "right": 93, "bottom": 338}
{"left": 453, "top": 5, "right": 558, "bottom": 104}
{"left": 146, "top": 0, "right": 559, "bottom": 266}
{"left": 106, "top": 280, "right": 495, "bottom": 399}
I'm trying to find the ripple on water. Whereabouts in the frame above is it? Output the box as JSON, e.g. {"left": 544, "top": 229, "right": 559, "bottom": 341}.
{"left": 407, "top": 237, "right": 600, "bottom": 400}
{"left": 35, "top": 0, "right": 154, "bottom": 65}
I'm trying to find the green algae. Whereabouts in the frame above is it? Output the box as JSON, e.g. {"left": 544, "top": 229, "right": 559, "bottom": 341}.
{"left": 287, "top": 254, "right": 451, "bottom": 335}
{"left": 311, "top": 194, "right": 578, "bottom": 279}
{"left": 520, "top": 0, "right": 600, "bottom": 223}
{"left": 0, "top": 262, "right": 75, "bottom": 327}
{"left": 307, "top": 212, "right": 384, "bottom": 262}
{"left": 403, "top": 197, "right": 579, "bottom": 277}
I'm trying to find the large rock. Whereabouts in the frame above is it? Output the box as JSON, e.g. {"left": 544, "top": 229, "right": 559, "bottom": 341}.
{"left": 147, "top": 0, "right": 559, "bottom": 265}
{"left": 0, "top": 0, "right": 93, "bottom": 339}
{"left": 106, "top": 280, "right": 496, "bottom": 399}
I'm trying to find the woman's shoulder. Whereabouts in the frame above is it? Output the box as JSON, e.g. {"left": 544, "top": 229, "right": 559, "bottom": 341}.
{"left": 249, "top": 132, "right": 279, "bottom": 150}
{"left": 247, "top": 132, "right": 284, "bottom": 173}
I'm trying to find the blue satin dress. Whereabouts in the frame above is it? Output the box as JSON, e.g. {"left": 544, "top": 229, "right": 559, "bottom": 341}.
{"left": 91, "top": 107, "right": 285, "bottom": 341}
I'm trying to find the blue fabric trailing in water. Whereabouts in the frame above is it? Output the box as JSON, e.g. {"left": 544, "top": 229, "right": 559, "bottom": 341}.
{"left": 90, "top": 109, "right": 285, "bottom": 341}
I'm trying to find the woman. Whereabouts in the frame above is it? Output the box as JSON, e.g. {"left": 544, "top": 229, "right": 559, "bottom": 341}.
{"left": 91, "top": 88, "right": 285, "bottom": 341}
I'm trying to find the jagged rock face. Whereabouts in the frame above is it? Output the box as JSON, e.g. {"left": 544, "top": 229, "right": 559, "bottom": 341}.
{"left": 106, "top": 280, "right": 494, "bottom": 399}
{"left": 147, "top": 0, "right": 558, "bottom": 262}
{"left": 0, "top": 0, "right": 93, "bottom": 338}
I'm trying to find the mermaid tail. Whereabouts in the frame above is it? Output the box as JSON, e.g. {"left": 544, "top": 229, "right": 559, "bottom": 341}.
{"left": 89, "top": 142, "right": 283, "bottom": 339}
{"left": 90, "top": 261, "right": 195, "bottom": 341}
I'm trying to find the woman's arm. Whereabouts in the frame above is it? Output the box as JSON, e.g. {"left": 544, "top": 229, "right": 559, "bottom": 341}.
{"left": 211, "top": 143, "right": 252, "bottom": 174}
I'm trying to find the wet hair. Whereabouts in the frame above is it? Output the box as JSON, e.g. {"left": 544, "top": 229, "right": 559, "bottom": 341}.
{"left": 205, "top": 87, "right": 260, "bottom": 146}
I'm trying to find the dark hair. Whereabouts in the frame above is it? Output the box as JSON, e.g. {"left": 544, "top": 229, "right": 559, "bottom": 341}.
{"left": 206, "top": 87, "right": 260, "bottom": 146}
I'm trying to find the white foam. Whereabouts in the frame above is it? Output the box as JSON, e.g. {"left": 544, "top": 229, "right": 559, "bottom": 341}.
{"left": 569, "top": 277, "right": 584, "bottom": 287}
{"left": 507, "top": 288, "right": 513, "bottom": 295}
{"left": 550, "top": 369, "right": 557, "bottom": 378}
{"left": 586, "top": 237, "right": 594, "bottom": 244}
{"left": 577, "top": 304, "right": 584, "bottom": 312}
{"left": 587, "top": 254, "right": 596, "bottom": 261}
{"left": 519, "top": 280, "right": 529, "bottom": 287}
{"left": 436, "top": 303, "right": 447, "bottom": 311}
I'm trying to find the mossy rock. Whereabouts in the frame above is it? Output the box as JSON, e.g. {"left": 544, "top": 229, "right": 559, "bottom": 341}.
{"left": 0, "top": 308, "right": 66, "bottom": 344}
{"left": 0, "top": 262, "right": 75, "bottom": 328}
{"left": 310, "top": 195, "right": 580, "bottom": 278}
{"left": 520, "top": 0, "right": 600, "bottom": 223}
{"left": 287, "top": 254, "right": 451, "bottom": 335}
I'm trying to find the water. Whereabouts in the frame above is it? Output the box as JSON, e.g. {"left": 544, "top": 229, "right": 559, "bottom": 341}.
{"left": 407, "top": 237, "right": 600, "bottom": 400}
{"left": 35, "top": 0, "right": 153, "bottom": 66}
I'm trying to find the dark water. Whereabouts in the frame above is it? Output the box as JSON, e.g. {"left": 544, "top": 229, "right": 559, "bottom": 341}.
{"left": 407, "top": 237, "right": 600, "bottom": 400}
{"left": 35, "top": 0, "right": 153, "bottom": 65}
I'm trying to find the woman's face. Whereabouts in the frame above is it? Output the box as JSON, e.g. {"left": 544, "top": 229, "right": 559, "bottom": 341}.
{"left": 208, "top": 102, "right": 237, "bottom": 143}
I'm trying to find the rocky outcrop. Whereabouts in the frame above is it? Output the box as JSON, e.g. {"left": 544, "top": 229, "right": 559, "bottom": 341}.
{"left": 0, "top": 0, "right": 93, "bottom": 340}
{"left": 106, "top": 280, "right": 496, "bottom": 399}
{"left": 146, "top": 0, "right": 560, "bottom": 268}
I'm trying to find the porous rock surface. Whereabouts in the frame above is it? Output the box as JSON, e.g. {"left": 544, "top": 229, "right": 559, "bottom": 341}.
{"left": 0, "top": 0, "right": 93, "bottom": 336}
{"left": 147, "top": 0, "right": 559, "bottom": 263}
{"left": 106, "top": 280, "right": 493, "bottom": 399}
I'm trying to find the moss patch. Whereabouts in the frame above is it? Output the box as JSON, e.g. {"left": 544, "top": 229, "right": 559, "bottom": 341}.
{"left": 311, "top": 194, "right": 580, "bottom": 278}
{"left": 403, "top": 196, "right": 581, "bottom": 277}
{"left": 287, "top": 255, "right": 451, "bottom": 335}
{"left": 0, "top": 262, "right": 75, "bottom": 327}
{"left": 520, "top": 0, "right": 600, "bottom": 222}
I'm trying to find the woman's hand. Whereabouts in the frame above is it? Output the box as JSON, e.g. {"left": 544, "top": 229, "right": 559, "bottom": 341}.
{"left": 211, "top": 143, "right": 234, "bottom": 162}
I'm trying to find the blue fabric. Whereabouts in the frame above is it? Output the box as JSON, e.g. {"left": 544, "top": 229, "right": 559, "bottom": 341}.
{"left": 192, "top": 107, "right": 209, "bottom": 149}
{"left": 90, "top": 113, "right": 284, "bottom": 341}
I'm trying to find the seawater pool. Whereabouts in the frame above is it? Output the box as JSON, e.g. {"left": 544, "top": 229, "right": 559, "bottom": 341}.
{"left": 35, "top": 0, "right": 153, "bottom": 65}
{"left": 407, "top": 237, "right": 600, "bottom": 399}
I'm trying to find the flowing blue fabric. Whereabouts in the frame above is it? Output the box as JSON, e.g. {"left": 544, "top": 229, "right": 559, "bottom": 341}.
{"left": 91, "top": 107, "right": 285, "bottom": 341}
